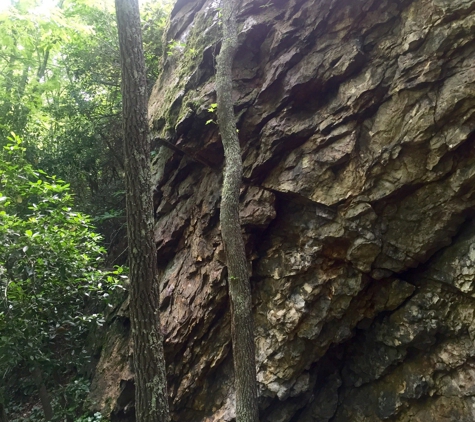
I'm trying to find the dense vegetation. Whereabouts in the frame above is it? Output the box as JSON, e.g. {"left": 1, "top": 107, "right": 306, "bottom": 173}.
{"left": 0, "top": 0, "right": 171, "bottom": 419}
{"left": 0, "top": 0, "right": 169, "bottom": 233}
{"left": 0, "top": 136, "right": 124, "bottom": 421}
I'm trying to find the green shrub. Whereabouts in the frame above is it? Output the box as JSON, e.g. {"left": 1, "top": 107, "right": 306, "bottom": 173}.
{"left": 0, "top": 135, "right": 124, "bottom": 417}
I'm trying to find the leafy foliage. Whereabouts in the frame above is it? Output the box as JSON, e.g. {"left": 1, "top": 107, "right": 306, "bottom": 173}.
{"left": 0, "top": 136, "right": 124, "bottom": 416}
{"left": 142, "top": 0, "right": 172, "bottom": 93}
{"left": 0, "top": 0, "right": 172, "bottom": 417}
{"left": 0, "top": 0, "right": 171, "bottom": 249}
{"left": 9, "top": 378, "right": 107, "bottom": 422}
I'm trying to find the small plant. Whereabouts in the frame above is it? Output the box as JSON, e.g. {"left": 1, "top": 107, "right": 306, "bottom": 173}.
{"left": 206, "top": 103, "right": 218, "bottom": 125}
{"left": 166, "top": 39, "right": 186, "bottom": 56}
{"left": 185, "top": 47, "right": 199, "bottom": 59}
{"left": 76, "top": 413, "right": 105, "bottom": 422}
{"left": 208, "top": 103, "right": 218, "bottom": 113}
{"left": 205, "top": 103, "right": 239, "bottom": 132}
{"left": 52, "top": 378, "right": 107, "bottom": 421}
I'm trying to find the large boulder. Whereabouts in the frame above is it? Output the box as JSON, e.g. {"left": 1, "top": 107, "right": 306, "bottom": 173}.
{"left": 91, "top": 0, "right": 475, "bottom": 420}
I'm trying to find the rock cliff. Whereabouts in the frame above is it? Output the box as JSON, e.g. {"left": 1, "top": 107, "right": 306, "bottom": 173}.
{"left": 90, "top": 0, "right": 475, "bottom": 420}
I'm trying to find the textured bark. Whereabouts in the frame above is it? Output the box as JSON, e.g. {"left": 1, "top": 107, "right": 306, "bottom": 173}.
{"left": 0, "top": 403, "right": 6, "bottom": 422}
{"left": 215, "top": 1, "right": 259, "bottom": 421}
{"left": 115, "top": 0, "right": 170, "bottom": 421}
{"left": 32, "top": 368, "right": 53, "bottom": 421}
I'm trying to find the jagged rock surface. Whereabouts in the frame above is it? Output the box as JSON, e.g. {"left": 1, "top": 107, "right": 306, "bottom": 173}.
{"left": 90, "top": 0, "right": 475, "bottom": 420}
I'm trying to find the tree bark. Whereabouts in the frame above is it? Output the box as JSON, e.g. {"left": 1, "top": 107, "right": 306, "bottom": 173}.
{"left": 0, "top": 402, "right": 8, "bottom": 422}
{"left": 215, "top": 1, "right": 259, "bottom": 421}
{"left": 115, "top": 1, "right": 170, "bottom": 421}
{"left": 32, "top": 368, "right": 53, "bottom": 421}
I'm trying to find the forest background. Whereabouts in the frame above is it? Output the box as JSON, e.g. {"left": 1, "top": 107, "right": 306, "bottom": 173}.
{"left": 0, "top": 0, "right": 172, "bottom": 420}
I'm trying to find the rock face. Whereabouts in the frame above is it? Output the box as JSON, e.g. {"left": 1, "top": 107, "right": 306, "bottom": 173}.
{"left": 90, "top": 0, "right": 475, "bottom": 420}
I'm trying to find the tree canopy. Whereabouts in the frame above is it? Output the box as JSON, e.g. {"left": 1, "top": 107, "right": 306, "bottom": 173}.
{"left": 0, "top": 0, "right": 170, "bottom": 227}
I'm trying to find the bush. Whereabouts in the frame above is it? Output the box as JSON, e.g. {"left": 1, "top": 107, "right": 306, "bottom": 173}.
{"left": 0, "top": 135, "right": 124, "bottom": 418}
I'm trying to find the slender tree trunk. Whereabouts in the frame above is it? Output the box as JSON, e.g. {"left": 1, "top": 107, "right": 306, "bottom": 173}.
{"left": 36, "top": 48, "right": 50, "bottom": 82}
{"left": 115, "top": 1, "right": 170, "bottom": 421}
{"left": 35, "top": 0, "right": 63, "bottom": 82}
{"left": 32, "top": 368, "right": 53, "bottom": 421}
{"left": 215, "top": 1, "right": 259, "bottom": 421}
{"left": 0, "top": 402, "right": 8, "bottom": 422}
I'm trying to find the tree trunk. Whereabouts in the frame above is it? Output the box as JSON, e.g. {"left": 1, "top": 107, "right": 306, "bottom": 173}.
{"left": 215, "top": 1, "right": 259, "bottom": 421}
{"left": 0, "top": 402, "right": 8, "bottom": 422}
{"left": 32, "top": 368, "right": 53, "bottom": 421}
{"left": 115, "top": 1, "right": 170, "bottom": 421}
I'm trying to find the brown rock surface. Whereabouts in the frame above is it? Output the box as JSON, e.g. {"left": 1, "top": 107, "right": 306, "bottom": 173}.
{"left": 91, "top": 0, "right": 475, "bottom": 420}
